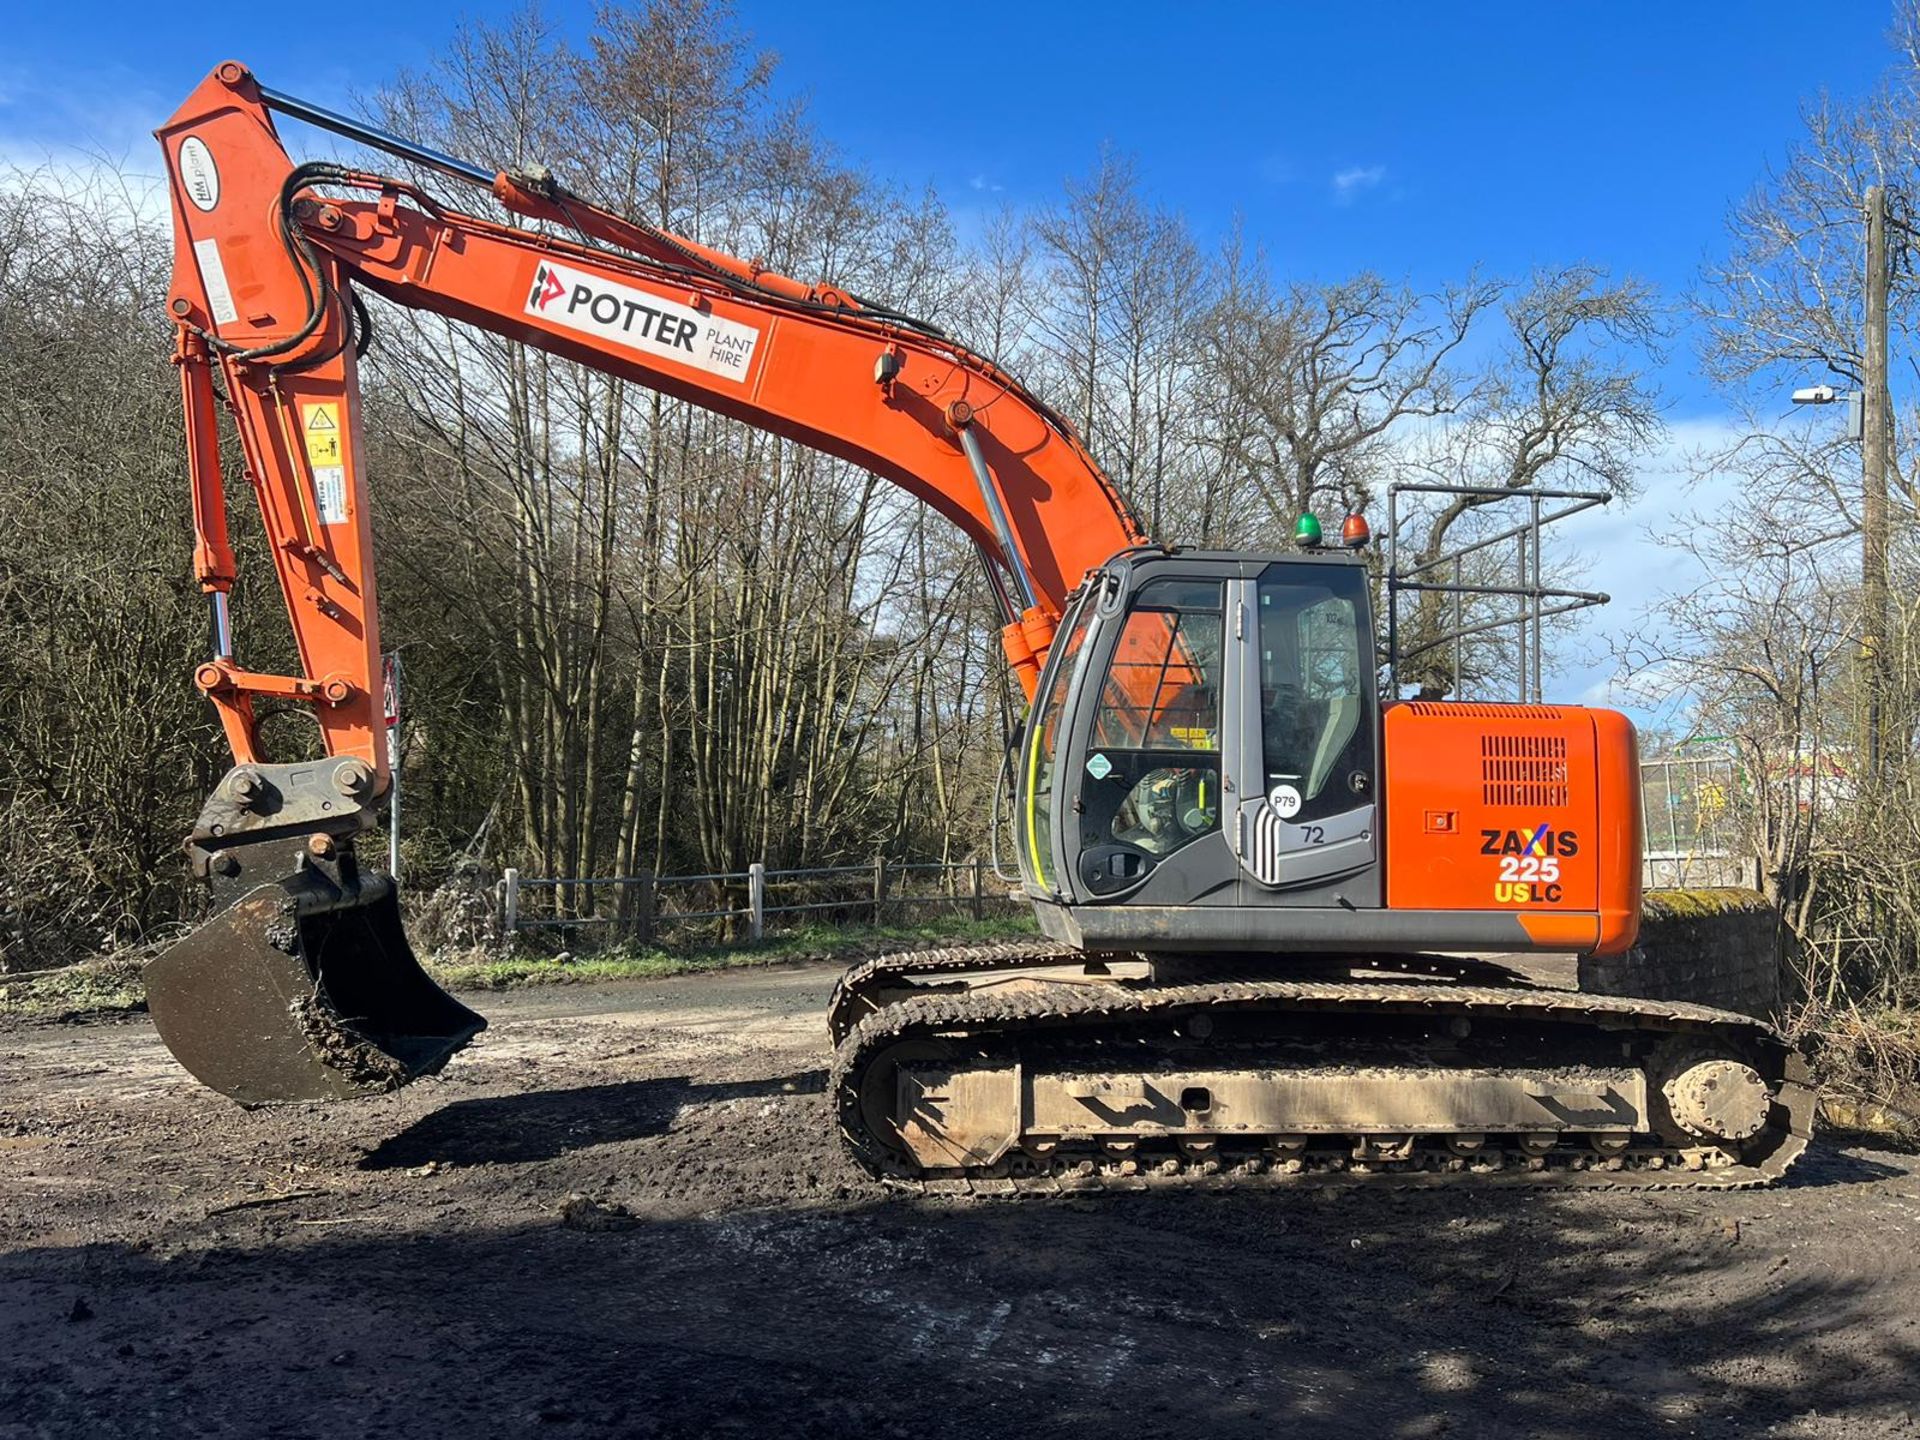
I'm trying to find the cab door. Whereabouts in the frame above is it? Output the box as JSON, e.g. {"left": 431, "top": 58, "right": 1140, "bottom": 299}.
{"left": 1020, "top": 555, "right": 1381, "bottom": 912}
{"left": 1069, "top": 575, "right": 1231, "bottom": 900}
{"left": 1226, "top": 561, "right": 1379, "bottom": 901}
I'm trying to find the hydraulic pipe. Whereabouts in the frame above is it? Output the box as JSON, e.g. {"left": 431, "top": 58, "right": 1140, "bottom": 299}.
{"left": 973, "top": 539, "right": 1017, "bottom": 625}
{"left": 257, "top": 83, "right": 496, "bottom": 190}
{"left": 950, "top": 406, "right": 1039, "bottom": 614}
{"left": 209, "top": 592, "right": 232, "bottom": 660}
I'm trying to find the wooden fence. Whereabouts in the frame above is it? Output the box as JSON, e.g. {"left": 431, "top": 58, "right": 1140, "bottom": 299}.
{"left": 500, "top": 856, "right": 1019, "bottom": 942}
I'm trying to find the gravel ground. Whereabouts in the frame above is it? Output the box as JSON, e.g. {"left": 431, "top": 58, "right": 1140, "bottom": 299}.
{"left": 3, "top": 960, "right": 1918, "bottom": 1439}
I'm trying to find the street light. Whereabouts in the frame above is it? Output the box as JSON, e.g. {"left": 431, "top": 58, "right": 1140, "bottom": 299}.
{"left": 1790, "top": 383, "right": 1865, "bottom": 441}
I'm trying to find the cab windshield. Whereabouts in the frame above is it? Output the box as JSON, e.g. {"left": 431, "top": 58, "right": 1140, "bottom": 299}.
{"left": 1083, "top": 578, "right": 1224, "bottom": 861}
{"left": 1022, "top": 597, "right": 1094, "bottom": 890}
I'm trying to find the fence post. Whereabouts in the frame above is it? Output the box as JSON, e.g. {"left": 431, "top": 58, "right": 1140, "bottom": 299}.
{"left": 970, "top": 853, "right": 985, "bottom": 921}
{"left": 748, "top": 862, "right": 765, "bottom": 942}
{"left": 872, "top": 854, "right": 888, "bottom": 925}
{"left": 635, "top": 869, "right": 655, "bottom": 944}
{"left": 502, "top": 867, "right": 520, "bottom": 937}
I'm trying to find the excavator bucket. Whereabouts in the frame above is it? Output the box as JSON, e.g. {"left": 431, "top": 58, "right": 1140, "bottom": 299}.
{"left": 147, "top": 865, "right": 485, "bottom": 1106}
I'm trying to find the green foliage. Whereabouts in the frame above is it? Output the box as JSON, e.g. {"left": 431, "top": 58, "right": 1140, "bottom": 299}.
{"left": 431, "top": 914, "right": 1038, "bottom": 991}
{"left": 1642, "top": 887, "right": 1772, "bottom": 921}
{"left": 0, "top": 954, "right": 146, "bottom": 1021}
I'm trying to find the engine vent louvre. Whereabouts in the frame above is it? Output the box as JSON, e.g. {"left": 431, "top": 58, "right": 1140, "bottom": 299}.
{"left": 1406, "top": 702, "right": 1565, "bottom": 720}
{"left": 1481, "top": 733, "right": 1570, "bottom": 807}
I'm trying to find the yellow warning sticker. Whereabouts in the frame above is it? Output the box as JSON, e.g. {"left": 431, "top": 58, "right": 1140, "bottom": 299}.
{"left": 302, "top": 403, "right": 342, "bottom": 467}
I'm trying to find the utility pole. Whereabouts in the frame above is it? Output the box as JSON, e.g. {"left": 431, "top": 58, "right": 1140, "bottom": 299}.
{"left": 1863, "top": 185, "right": 1892, "bottom": 782}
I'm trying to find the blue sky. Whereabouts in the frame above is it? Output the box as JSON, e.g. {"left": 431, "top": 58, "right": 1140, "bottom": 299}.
{"left": 0, "top": 3, "right": 1901, "bottom": 722}
{"left": 1, "top": 4, "right": 1895, "bottom": 409}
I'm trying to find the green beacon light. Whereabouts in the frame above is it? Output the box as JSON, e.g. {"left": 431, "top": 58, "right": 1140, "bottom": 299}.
{"left": 1294, "top": 511, "right": 1323, "bottom": 548}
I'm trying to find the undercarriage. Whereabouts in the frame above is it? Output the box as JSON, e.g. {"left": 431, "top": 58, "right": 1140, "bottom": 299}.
{"left": 829, "top": 943, "right": 1813, "bottom": 1191}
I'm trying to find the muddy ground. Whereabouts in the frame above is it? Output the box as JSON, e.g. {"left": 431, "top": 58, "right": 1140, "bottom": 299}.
{"left": 3, "top": 962, "right": 1918, "bottom": 1440}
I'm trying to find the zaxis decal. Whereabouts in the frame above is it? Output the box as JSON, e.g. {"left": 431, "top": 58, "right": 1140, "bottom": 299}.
{"left": 1482, "top": 824, "right": 1580, "bottom": 905}
{"left": 1480, "top": 824, "right": 1579, "bottom": 857}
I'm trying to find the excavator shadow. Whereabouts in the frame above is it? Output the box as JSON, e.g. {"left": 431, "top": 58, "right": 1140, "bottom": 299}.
{"left": 358, "top": 1071, "right": 827, "bottom": 1171}
{"left": 1776, "top": 1144, "right": 1905, "bottom": 1188}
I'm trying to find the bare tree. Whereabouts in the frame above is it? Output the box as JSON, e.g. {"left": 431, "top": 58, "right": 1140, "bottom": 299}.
{"left": 1646, "top": 1, "right": 1920, "bottom": 1024}
{"left": 1195, "top": 248, "right": 1499, "bottom": 541}
{"left": 0, "top": 1, "right": 1709, "bottom": 973}
{"left": 1027, "top": 152, "right": 1208, "bottom": 533}
{"left": 0, "top": 166, "right": 261, "bottom": 964}
{"left": 1395, "top": 266, "right": 1667, "bottom": 697}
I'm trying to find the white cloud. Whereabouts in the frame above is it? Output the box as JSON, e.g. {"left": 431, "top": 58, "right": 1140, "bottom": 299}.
{"left": 1536, "top": 415, "right": 1756, "bottom": 731}
{"left": 1373, "top": 412, "right": 1755, "bottom": 731}
{"left": 0, "top": 61, "right": 361, "bottom": 182}
{"left": 0, "top": 61, "right": 376, "bottom": 231}
{"left": 1331, "top": 164, "right": 1386, "bottom": 203}
{"left": 967, "top": 174, "right": 1004, "bottom": 194}
{"left": 0, "top": 63, "right": 167, "bottom": 156}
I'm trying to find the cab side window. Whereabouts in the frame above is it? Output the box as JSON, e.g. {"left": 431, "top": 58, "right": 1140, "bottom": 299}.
{"left": 1257, "top": 566, "right": 1371, "bottom": 820}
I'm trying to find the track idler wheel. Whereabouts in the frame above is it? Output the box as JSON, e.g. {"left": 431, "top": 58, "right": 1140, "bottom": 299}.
{"left": 1662, "top": 1057, "right": 1772, "bottom": 1143}
{"left": 148, "top": 849, "right": 484, "bottom": 1106}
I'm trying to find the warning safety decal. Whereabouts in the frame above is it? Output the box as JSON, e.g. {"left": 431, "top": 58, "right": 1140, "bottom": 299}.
{"left": 300, "top": 403, "right": 348, "bottom": 526}
{"left": 523, "top": 260, "right": 761, "bottom": 383}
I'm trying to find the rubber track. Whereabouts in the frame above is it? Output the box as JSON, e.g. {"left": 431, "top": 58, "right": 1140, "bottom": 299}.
{"left": 830, "top": 947, "right": 1817, "bottom": 1193}
{"left": 827, "top": 940, "right": 1085, "bottom": 1044}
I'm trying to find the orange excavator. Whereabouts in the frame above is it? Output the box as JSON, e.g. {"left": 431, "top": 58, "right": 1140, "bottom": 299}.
{"left": 148, "top": 63, "right": 1811, "bottom": 1186}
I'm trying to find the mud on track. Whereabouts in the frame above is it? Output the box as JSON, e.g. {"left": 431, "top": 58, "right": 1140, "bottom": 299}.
{"left": 3, "top": 961, "right": 1919, "bottom": 1440}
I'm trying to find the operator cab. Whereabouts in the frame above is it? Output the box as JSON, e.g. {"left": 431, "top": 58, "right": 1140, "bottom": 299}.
{"left": 1017, "top": 549, "right": 1382, "bottom": 950}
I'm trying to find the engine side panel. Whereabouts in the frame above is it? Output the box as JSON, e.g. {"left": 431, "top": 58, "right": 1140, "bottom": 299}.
{"left": 1383, "top": 701, "right": 1640, "bottom": 956}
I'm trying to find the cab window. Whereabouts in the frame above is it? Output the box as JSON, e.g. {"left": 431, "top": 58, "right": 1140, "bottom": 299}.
{"left": 1083, "top": 579, "right": 1223, "bottom": 863}
{"left": 1257, "top": 565, "right": 1371, "bottom": 819}
{"left": 1093, "top": 579, "right": 1222, "bottom": 752}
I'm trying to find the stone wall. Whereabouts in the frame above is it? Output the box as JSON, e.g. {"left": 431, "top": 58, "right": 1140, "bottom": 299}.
{"left": 1578, "top": 888, "right": 1782, "bottom": 1021}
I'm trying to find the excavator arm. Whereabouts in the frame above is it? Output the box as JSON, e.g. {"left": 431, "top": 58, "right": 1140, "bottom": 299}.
{"left": 147, "top": 61, "right": 1144, "bottom": 1103}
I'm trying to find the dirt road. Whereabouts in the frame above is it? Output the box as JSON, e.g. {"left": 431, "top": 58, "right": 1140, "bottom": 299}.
{"left": 3, "top": 961, "right": 1918, "bottom": 1439}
